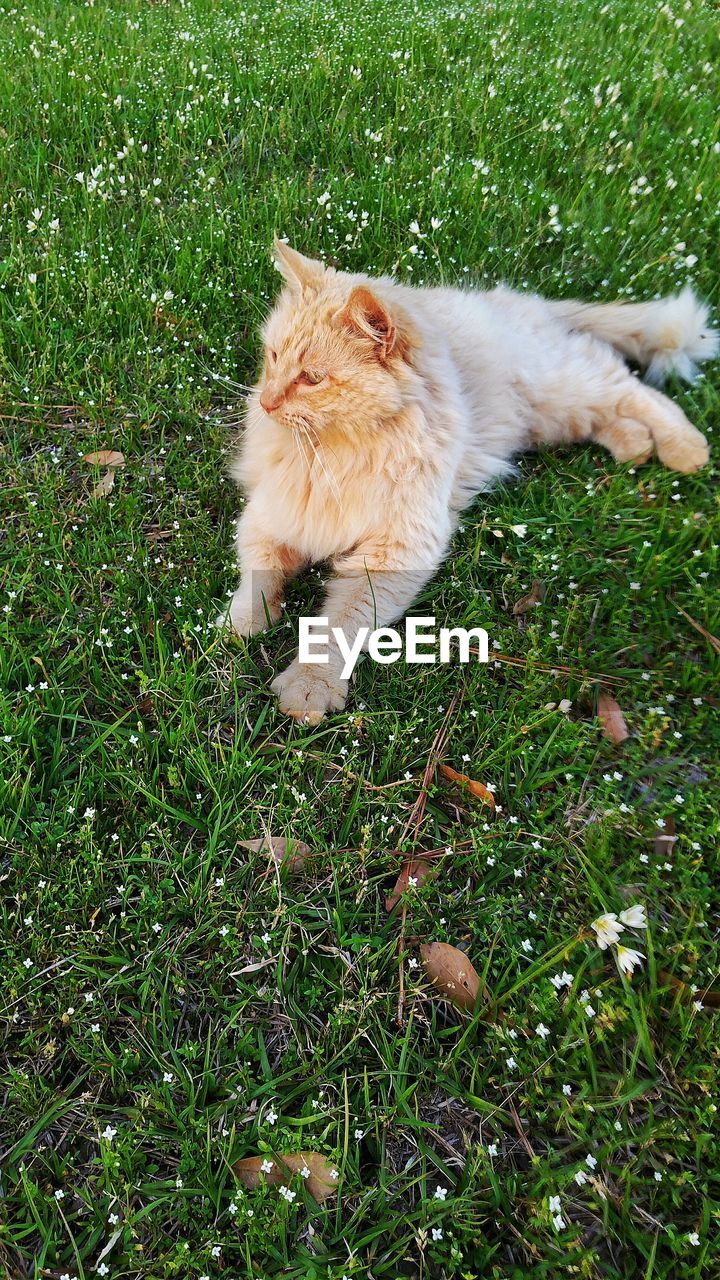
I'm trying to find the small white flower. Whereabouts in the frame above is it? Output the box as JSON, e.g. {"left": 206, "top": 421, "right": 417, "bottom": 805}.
{"left": 260, "top": 1159, "right": 273, "bottom": 1173}
{"left": 618, "top": 903, "right": 646, "bottom": 929}
{"left": 536, "top": 1023, "right": 550, "bottom": 1039}
{"left": 487, "top": 1143, "right": 498, "bottom": 1157}
{"left": 265, "top": 1107, "right": 278, "bottom": 1125}
{"left": 431, "top": 1227, "right": 443, "bottom": 1240}
{"left": 574, "top": 1169, "right": 587, "bottom": 1185}
{"left": 586, "top": 1153, "right": 598, "bottom": 1169}
{"left": 54, "top": 1189, "right": 65, "bottom": 1200}
{"left": 278, "top": 1185, "right": 296, "bottom": 1202}
{"left": 688, "top": 1231, "right": 700, "bottom": 1246}
{"left": 100, "top": 1125, "right": 117, "bottom": 1142}
{"left": 591, "top": 912, "right": 624, "bottom": 950}
{"left": 434, "top": 1185, "right": 448, "bottom": 1200}
{"left": 510, "top": 523, "right": 527, "bottom": 537}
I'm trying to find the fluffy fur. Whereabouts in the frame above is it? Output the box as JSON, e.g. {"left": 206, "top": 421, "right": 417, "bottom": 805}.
{"left": 222, "top": 236, "right": 715, "bottom": 723}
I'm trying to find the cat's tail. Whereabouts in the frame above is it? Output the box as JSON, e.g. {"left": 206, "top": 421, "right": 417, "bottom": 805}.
{"left": 547, "top": 286, "right": 718, "bottom": 386}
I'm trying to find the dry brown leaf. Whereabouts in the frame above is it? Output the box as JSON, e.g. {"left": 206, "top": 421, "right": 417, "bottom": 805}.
{"left": 83, "top": 450, "right": 125, "bottom": 468}
{"left": 239, "top": 836, "right": 311, "bottom": 873}
{"left": 597, "top": 691, "right": 629, "bottom": 744}
{"left": 438, "top": 763, "right": 496, "bottom": 810}
{"left": 654, "top": 814, "right": 676, "bottom": 859}
{"left": 92, "top": 470, "right": 116, "bottom": 499}
{"left": 657, "top": 970, "right": 720, "bottom": 1009}
{"left": 385, "top": 856, "right": 434, "bottom": 913}
{"left": 234, "top": 1151, "right": 338, "bottom": 1202}
{"left": 420, "top": 941, "right": 485, "bottom": 1012}
{"left": 512, "top": 579, "right": 544, "bottom": 615}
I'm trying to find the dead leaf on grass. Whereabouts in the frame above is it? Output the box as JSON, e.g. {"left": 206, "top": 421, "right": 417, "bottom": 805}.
{"left": 512, "top": 579, "right": 544, "bottom": 615}
{"left": 84, "top": 450, "right": 125, "bottom": 499}
{"left": 234, "top": 1151, "right": 338, "bottom": 1202}
{"left": 239, "top": 835, "right": 312, "bottom": 873}
{"left": 83, "top": 449, "right": 125, "bottom": 468}
{"left": 597, "top": 691, "right": 629, "bottom": 744}
{"left": 420, "top": 941, "right": 485, "bottom": 1012}
{"left": 91, "top": 470, "right": 116, "bottom": 498}
{"left": 386, "top": 856, "right": 434, "bottom": 912}
{"left": 654, "top": 815, "right": 677, "bottom": 859}
{"left": 657, "top": 970, "right": 720, "bottom": 1009}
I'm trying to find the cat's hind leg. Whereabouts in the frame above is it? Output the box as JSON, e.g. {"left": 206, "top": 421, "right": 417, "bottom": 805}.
{"left": 526, "top": 334, "right": 709, "bottom": 474}
{"left": 593, "top": 383, "right": 709, "bottom": 473}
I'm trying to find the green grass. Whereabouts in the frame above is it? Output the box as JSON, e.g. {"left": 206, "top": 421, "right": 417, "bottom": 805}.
{"left": 1, "top": 0, "right": 719, "bottom": 1276}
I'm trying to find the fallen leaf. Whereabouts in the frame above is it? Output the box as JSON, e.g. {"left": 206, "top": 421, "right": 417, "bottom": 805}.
{"left": 92, "top": 470, "right": 116, "bottom": 499}
{"left": 83, "top": 450, "right": 125, "bottom": 468}
{"left": 512, "top": 579, "right": 544, "bottom": 615}
{"left": 657, "top": 970, "right": 720, "bottom": 1009}
{"left": 438, "top": 763, "right": 496, "bottom": 810}
{"left": 597, "top": 691, "right": 629, "bottom": 744}
{"left": 420, "top": 941, "right": 485, "bottom": 1012}
{"left": 239, "top": 836, "right": 311, "bottom": 873}
{"left": 654, "top": 814, "right": 676, "bottom": 859}
{"left": 385, "top": 856, "right": 434, "bottom": 912}
{"left": 234, "top": 1151, "right": 338, "bottom": 1202}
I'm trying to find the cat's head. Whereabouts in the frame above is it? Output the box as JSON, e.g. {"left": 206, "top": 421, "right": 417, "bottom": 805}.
{"left": 255, "top": 236, "right": 416, "bottom": 436}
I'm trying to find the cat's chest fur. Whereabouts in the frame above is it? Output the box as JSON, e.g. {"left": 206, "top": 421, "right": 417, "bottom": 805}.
{"left": 233, "top": 396, "right": 451, "bottom": 567}
{"left": 234, "top": 405, "right": 385, "bottom": 562}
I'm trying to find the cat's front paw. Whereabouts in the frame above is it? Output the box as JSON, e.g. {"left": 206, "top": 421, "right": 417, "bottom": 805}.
{"left": 271, "top": 659, "right": 348, "bottom": 724}
{"left": 216, "top": 590, "right": 280, "bottom": 638}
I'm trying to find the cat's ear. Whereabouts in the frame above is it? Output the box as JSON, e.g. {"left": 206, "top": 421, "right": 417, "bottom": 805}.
{"left": 336, "top": 285, "right": 401, "bottom": 360}
{"left": 272, "top": 235, "right": 324, "bottom": 290}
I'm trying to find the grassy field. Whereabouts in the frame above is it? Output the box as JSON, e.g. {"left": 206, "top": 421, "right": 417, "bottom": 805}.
{"left": 1, "top": 0, "right": 719, "bottom": 1276}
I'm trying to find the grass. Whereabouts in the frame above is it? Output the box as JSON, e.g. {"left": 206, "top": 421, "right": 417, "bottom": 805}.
{"left": 0, "top": 0, "right": 719, "bottom": 1276}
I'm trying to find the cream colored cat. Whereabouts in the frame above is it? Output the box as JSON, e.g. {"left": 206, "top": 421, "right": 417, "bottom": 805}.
{"left": 220, "top": 236, "right": 715, "bottom": 723}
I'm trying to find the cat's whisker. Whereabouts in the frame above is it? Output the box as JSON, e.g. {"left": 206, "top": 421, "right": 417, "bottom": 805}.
{"left": 291, "top": 427, "right": 310, "bottom": 472}
{"left": 299, "top": 423, "right": 342, "bottom": 505}
{"left": 200, "top": 362, "right": 257, "bottom": 395}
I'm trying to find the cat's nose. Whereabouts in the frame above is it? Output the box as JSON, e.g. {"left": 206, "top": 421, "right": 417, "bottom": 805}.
{"left": 260, "top": 385, "right": 284, "bottom": 413}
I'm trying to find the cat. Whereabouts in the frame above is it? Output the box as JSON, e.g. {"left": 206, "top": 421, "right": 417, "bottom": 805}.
{"left": 220, "top": 235, "right": 716, "bottom": 724}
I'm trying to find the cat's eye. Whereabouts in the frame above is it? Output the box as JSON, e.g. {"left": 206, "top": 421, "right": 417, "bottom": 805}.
{"left": 298, "top": 369, "right": 324, "bottom": 386}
